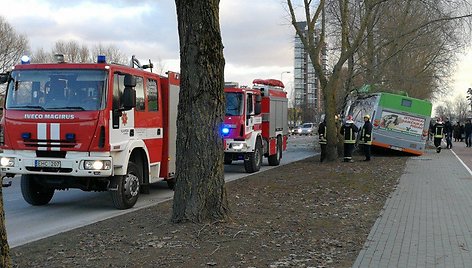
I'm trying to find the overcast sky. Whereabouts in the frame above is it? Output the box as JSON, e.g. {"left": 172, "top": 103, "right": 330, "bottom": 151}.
{"left": 0, "top": 0, "right": 295, "bottom": 93}
{"left": 0, "top": 0, "right": 470, "bottom": 106}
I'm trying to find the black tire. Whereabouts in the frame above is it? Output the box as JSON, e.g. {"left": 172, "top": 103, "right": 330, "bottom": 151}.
{"left": 166, "top": 178, "right": 176, "bottom": 190}
{"left": 268, "top": 136, "right": 283, "bottom": 166}
{"left": 224, "top": 154, "right": 232, "bottom": 165}
{"left": 21, "top": 174, "right": 54, "bottom": 206}
{"left": 244, "top": 138, "right": 262, "bottom": 173}
{"left": 110, "top": 161, "right": 141, "bottom": 209}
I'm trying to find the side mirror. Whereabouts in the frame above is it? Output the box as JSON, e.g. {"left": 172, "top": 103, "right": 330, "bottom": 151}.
{"left": 122, "top": 87, "right": 136, "bottom": 111}
{"left": 124, "top": 74, "right": 136, "bottom": 87}
{"left": 255, "top": 94, "right": 262, "bottom": 103}
{"left": 254, "top": 94, "right": 262, "bottom": 115}
{"left": 121, "top": 74, "right": 136, "bottom": 111}
{"left": 0, "top": 73, "right": 10, "bottom": 84}
{"left": 255, "top": 102, "right": 261, "bottom": 115}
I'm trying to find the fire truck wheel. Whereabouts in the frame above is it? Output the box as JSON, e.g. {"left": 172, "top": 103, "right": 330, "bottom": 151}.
{"left": 224, "top": 154, "right": 232, "bottom": 165}
{"left": 268, "top": 136, "right": 283, "bottom": 166}
{"left": 20, "top": 175, "right": 55, "bottom": 206}
{"left": 166, "top": 178, "right": 176, "bottom": 190}
{"left": 110, "top": 161, "right": 142, "bottom": 209}
{"left": 244, "top": 138, "right": 262, "bottom": 173}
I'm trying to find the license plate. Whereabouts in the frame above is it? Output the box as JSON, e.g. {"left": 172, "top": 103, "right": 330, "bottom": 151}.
{"left": 390, "top": 146, "right": 403, "bottom": 151}
{"left": 35, "top": 160, "right": 61, "bottom": 168}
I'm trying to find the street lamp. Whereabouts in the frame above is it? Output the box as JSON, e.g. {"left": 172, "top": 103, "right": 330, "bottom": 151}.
{"left": 280, "top": 71, "right": 291, "bottom": 81}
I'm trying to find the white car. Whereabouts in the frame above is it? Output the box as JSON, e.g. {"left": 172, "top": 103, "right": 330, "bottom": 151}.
{"left": 299, "top": 122, "right": 316, "bottom": 135}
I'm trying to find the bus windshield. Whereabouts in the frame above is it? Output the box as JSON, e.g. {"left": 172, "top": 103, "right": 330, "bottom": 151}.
{"left": 5, "top": 69, "right": 107, "bottom": 111}
{"left": 225, "top": 92, "right": 243, "bottom": 116}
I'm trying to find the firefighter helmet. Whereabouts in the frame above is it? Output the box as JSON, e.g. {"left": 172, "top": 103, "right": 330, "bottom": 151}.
{"left": 364, "top": 114, "right": 370, "bottom": 120}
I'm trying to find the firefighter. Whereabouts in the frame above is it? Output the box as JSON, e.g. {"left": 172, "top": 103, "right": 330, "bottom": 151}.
{"left": 340, "top": 115, "right": 359, "bottom": 162}
{"left": 433, "top": 117, "right": 444, "bottom": 153}
{"left": 359, "top": 114, "right": 373, "bottom": 161}
{"left": 318, "top": 116, "right": 327, "bottom": 162}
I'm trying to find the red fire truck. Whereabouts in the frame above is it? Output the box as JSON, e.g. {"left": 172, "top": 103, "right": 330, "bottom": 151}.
{"left": 0, "top": 55, "right": 180, "bottom": 209}
{"left": 222, "top": 79, "right": 288, "bottom": 173}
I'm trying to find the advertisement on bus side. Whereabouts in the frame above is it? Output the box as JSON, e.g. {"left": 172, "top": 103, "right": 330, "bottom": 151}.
{"left": 378, "top": 110, "right": 425, "bottom": 137}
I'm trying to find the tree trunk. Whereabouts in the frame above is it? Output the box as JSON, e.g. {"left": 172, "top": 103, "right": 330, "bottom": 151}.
{"left": 172, "top": 0, "right": 229, "bottom": 223}
{"left": 324, "top": 79, "right": 339, "bottom": 161}
{"left": 0, "top": 187, "right": 11, "bottom": 268}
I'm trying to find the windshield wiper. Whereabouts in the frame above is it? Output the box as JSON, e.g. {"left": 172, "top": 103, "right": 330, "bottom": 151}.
{"left": 48, "top": 106, "right": 85, "bottom": 111}
{"left": 9, "top": 105, "right": 45, "bottom": 111}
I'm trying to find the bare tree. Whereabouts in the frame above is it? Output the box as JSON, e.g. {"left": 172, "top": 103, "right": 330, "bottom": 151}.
{"left": 450, "top": 96, "right": 469, "bottom": 122}
{"left": 91, "top": 44, "right": 127, "bottom": 64}
{"left": 172, "top": 0, "right": 229, "bottom": 223}
{"left": 78, "top": 44, "right": 90, "bottom": 63}
{"left": 31, "top": 47, "right": 53, "bottom": 63}
{"left": 0, "top": 16, "right": 28, "bottom": 72}
{"left": 287, "top": 0, "right": 383, "bottom": 161}
{"left": 353, "top": 0, "right": 472, "bottom": 99}
{"left": 53, "top": 40, "right": 92, "bottom": 63}
{"left": 435, "top": 104, "right": 453, "bottom": 119}
{"left": 33, "top": 41, "right": 127, "bottom": 64}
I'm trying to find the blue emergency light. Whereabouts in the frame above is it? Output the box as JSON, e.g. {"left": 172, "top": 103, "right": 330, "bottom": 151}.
{"left": 221, "top": 127, "right": 230, "bottom": 135}
{"left": 21, "top": 55, "right": 30, "bottom": 64}
{"left": 97, "top": 55, "right": 106, "bottom": 63}
{"left": 65, "top": 133, "right": 76, "bottom": 141}
{"left": 21, "top": 132, "right": 31, "bottom": 140}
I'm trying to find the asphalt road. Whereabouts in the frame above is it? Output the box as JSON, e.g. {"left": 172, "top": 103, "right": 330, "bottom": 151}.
{"left": 4, "top": 135, "right": 316, "bottom": 248}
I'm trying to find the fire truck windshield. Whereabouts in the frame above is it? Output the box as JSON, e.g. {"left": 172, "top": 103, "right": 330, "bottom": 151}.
{"left": 225, "top": 92, "right": 243, "bottom": 116}
{"left": 5, "top": 69, "right": 107, "bottom": 111}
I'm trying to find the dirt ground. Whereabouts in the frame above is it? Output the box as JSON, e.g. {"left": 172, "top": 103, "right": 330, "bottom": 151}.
{"left": 10, "top": 151, "right": 407, "bottom": 268}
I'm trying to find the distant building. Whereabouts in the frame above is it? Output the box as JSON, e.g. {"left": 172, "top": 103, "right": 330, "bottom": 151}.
{"left": 293, "top": 21, "right": 326, "bottom": 123}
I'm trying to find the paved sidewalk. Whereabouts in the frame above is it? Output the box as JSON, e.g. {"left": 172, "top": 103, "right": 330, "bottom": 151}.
{"left": 353, "top": 144, "right": 472, "bottom": 268}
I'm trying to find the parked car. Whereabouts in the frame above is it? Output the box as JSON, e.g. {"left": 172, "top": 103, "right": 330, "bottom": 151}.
{"left": 299, "top": 122, "right": 316, "bottom": 135}
{"left": 291, "top": 125, "right": 302, "bottom": 135}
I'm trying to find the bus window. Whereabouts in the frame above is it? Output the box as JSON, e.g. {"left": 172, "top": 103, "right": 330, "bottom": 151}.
{"left": 401, "top": 99, "right": 412, "bottom": 107}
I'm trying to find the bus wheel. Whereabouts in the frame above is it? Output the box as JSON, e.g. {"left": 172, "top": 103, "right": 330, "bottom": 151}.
{"left": 111, "top": 161, "right": 141, "bottom": 209}
{"left": 21, "top": 174, "right": 55, "bottom": 206}
{"left": 268, "top": 136, "right": 282, "bottom": 166}
{"left": 244, "top": 138, "right": 262, "bottom": 173}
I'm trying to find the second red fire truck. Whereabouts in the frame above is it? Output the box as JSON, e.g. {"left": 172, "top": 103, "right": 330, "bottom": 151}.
{"left": 222, "top": 79, "right": 289, "bottom": 173}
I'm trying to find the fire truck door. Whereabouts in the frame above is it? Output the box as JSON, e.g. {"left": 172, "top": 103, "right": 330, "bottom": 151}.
{"left": 246, "top": 93, "right": 255, "bottom": 133}
{"left": 109, "top": 73, "right": 136, "bottom": 150}
{"left": 133, "top": 78, "right": 163, "bottom": 164}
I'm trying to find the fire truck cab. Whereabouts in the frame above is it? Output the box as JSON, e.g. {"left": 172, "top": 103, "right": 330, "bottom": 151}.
{"left": 222, "top": 79, "right": 288, "bottom": 173}
{"left": 0, "top": 55, "right": 179, "bottom": 209}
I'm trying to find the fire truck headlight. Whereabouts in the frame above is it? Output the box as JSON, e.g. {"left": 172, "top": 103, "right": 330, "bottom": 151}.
{"left": 231, "top": 143, "right": 245, "bottom": 150}
{"left": 84, "top": 160, "right": 111, "bottom": 170}
{"left": 0, "top": 157, "right": 15, "bottom": 167}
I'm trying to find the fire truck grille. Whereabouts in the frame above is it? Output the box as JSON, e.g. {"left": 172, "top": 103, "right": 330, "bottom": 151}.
{"left": 24, "top": 139, "right": 76, "bottom": 149}
{"left": 26, "top": 167, "right": 73, "bottom": 173}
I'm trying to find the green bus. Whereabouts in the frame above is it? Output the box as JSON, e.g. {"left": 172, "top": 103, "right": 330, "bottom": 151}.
{"left": 345, "top": 92, "right": 432, "bottom": 155}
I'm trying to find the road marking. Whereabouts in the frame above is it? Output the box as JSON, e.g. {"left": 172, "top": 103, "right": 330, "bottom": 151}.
{"left": 451, "top": 149, "right": 472, "bottom": 176}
